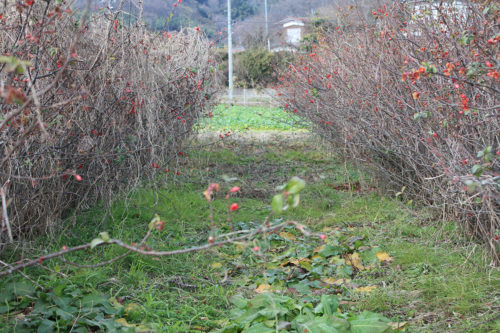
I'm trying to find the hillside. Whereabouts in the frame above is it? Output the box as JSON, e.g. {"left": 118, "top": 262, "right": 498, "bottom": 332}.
{"left": 74, "top": 0, "right": 356, "bottom": 39}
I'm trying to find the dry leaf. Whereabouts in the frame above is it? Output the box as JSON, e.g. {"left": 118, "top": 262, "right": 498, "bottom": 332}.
{"left": 203, "top": 190, "right": 211, "bottom": 201}
{"left": 211, "top": 262, "right": 222, "bottom": 269}
{"left": 345, "top": 252, "right": 365, "bottom": 270}
{"left": 255, "top": 283, "right": 272, "bottom": 293}
{"left": 235, "top": 243, "right": 246, "bottom": 252}
{"left": 279, "top": 231, "right": 297, "bottom": 241}
{"left": 376, "top": 252, "right": 393, "bottom": 262}
{"left": 313, "top": 245, "right": 325, "bottom": 253}
{"left": 355, "top": 285, "right": 377, "bottom": 292}
{"left": 321, "top": 277, "right": 349, "bottom": 285}
{"left": 390, "top": 321, "right": 409, "bottom": 330}
{"left": 281, "top": 258, "right": 299, "bottom": 267}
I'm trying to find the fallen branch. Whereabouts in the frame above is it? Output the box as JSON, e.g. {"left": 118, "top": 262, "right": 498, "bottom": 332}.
{"left": 0, "top": 220, "right": 316, "bottom": 278}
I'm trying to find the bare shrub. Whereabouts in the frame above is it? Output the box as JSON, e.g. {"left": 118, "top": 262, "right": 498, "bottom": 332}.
{"left": 275, "top": 1, "right": 499, "bottom": 263}
{"left": 0, "top": 1, "right": 219, "bottom": 243}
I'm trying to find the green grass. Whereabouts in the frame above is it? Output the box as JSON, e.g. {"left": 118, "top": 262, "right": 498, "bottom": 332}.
{"left": 1, "top": 136, "right": 499, "bottom": 332}
{"left": 197, "top": 104, "right": 310, "bottom": 132}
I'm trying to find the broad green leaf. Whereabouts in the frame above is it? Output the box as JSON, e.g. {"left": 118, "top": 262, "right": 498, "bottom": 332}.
{"left": 37, "top": 319, "right": 56, "bottom": 333}
{"left": 296, "top": 314, "right": 349, "bottom": 333}
{"left": 99, "top": 232, "right": 110, "bottom": 242}
{"left": 90, "top": 238, "right": 104, "bottom": 249}
{"left": 313, "top": 295, "right": 339, "bottom": 315}
{"left": 230, "top": 295, "right": 249, "bottom": 309}
{"left": 242, "top": 322, "right": 274, "bottom": 333}
{"left": 54, "top": 307, "right": 75, "bottom": 321}
{"left": 349, "top": 311, "right": 392, "bottom": 333}
{"left": 286, "top": 177, "right": 306, "bottom": 194}
{"left": 80, "top": 294, "right": 108, "bottom": 308}
{"left": 271, "top": 194, "right": 283, "bottom": 214}
{"left": 319, "top": 245, "right": 344, "bottom": 257}
{"left": 471, "top": 164, "right": 483, "bottom": 177}
{"left": 0, "top": 282, "right": 36, "bottom": 302}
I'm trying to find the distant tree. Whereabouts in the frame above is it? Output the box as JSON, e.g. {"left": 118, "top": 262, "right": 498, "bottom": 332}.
{"left": 241, "top": 27, "right": 266, "bottom": 49}
{"left": 221, "top": 0, "right": 256, "bottom": 21}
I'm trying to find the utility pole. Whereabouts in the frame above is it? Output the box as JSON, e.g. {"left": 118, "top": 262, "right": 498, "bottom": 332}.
{"left": 227, "top": 0, "right": 233, "bottom": 103}
{"left": 265, "top": 0, "right": 270, "bottom": 51}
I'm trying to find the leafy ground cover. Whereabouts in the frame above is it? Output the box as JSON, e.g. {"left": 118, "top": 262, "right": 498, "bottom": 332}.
{"left": 1, "top": 133, "right": 499, "bottom": 332}
{"left": 197, "top": 104, "right": 310, "bottom": 132}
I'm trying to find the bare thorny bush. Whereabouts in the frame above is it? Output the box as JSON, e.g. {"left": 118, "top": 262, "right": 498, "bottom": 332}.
{"left": 0, "top": 1, "right": 317, "bottom": 284}
{"left": 275, "top": 0, "right": 499, "bottom": 263}
{"left": 0, "top": 0, "right": 221, "bottom": 249}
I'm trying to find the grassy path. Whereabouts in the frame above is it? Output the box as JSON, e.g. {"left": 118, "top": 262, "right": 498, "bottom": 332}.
{"left": 1, "top": 115, "right": 499, "bottom": 331}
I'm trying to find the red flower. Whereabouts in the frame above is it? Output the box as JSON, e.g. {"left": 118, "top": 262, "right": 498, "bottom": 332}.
{"left": 230, "top": 203, "right": 239, "bottom": 212}
{"left": 229, "top": 186, "right": 240, "bottom": 193}
{"left": 74, "top": 174, "right": 82, "bottom": 181}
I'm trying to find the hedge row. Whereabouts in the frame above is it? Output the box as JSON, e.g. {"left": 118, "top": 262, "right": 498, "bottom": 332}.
{"left": 0, "top": 1, "right": 219, "bottom": 241}
{"left": 275, "top": 1, "right": 499, "bottom": 262}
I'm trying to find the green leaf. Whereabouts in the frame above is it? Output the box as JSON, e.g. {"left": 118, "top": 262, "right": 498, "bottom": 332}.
{"left": 319, "top": 245, "right": 344, "bottom": 257}
{"left": 272, "top": 194, "right": 283, "bottom": 215}
{"left": 37, "top": 319, "right": 56, "bottom": 333}
{"left": 348, "top": 311, "right": 392, "bottom": 333}
{"left": 98, "top": 232, "right": 110, "bottom": 242}
{"left": 286, "top": 177, "right": 306, "bottom": 194}
{"left": 313, "top": 295, "right": 339, "bottom": 315}
{"left": 90, "top": 238, "right": 104, "bottom": 249}
{"left": 230, "top": 295, "right": 249, "bottom": 309}
{"left": 413, "top": 112, "right": 428, "bottom": 120}
{"left": 296, "top": 314, "right": 349, "bottom": 333}
{"left": 0, "top": 282, "right": 36, "bottom": 302}
{"left": 148, "top": 214, "right": 162, "bottom": 230}
{"left": 80, "top": 294, "right": 110, "bottom": 310}
{"left": 471, "top": 164, "right": 483, "bottom": 177}
{"left": 54, "top": 307, "right": 75, "bottom": 321}
{"left": 243, "top": 323, "right": 275, "bottom": 333}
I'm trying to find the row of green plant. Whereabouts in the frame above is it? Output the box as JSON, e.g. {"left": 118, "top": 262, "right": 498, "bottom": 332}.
{"left": 197, "top": 105, "right": 310, "bottom": 132}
